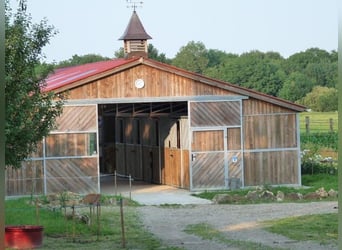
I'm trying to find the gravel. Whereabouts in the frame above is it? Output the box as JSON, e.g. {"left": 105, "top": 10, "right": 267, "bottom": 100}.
{"left": 137, "top": 201, "right": 338, "bottom": 250}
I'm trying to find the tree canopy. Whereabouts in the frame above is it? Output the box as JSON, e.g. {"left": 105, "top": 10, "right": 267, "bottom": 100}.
{"left": 5, "top": 0, "right": 64, "bottom": 168}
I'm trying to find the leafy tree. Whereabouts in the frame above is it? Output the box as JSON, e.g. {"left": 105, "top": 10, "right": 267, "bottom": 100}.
{"left": 147, "top": 44, "right": 171, "bottom": 64}
{"left": 172, "top": 41, "right": 209, "bottom": 74}
{"left": 114, "top": 47, "right": 125, "bottom": 58}
{"left": 283, "top": 48, "right": 331, "bottom": 74}
{"left": 5, "top": 0, "right": 64, "bottom": 168}
{"left": 278, "top": 72, "right": 313, "bottom": 102}
{"left": 114, "top": 44, "right": 171, "bottom": 63}
{"left": 56, "top": 53, "right": 111, "bottom": 68}
{"left": 298, "top": 86, "right": 338, "bottom": 112}
{"left": 205, "top": 50, "right": 285, "bottom": 96}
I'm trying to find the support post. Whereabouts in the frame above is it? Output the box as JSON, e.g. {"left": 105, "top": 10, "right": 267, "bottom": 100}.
{"left": 305, "top": 116, "right": 310, "bottom": 134}
{"left": 114, "top": 171, "right": 117, "bottom": 196}
{"left": 129, "top": 174, "right": 132, "bottom": 200}
{"left": 329, "top": 118, "right": 333, "bottom": 132}
{"left": 119, "top": 198, "right": 126, "bottom": 248}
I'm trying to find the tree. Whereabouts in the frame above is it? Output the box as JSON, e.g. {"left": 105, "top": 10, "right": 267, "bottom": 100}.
{"left": 278, "top": 72, "right": 313, "bottom": 102}
{"left": 55, "top": 54, "right": 111, "bottom": 68}
{"left": 205, "top": 50, "right": 285, "bottom": 96}
{"left": 147, "top": 44, "right": 171, "bottom": 64}
{"left": 298, "top": 86, "right": 338, "bottom": 112}
{"left": 172, "top": 41, "right": 209, "bottom": 74}
{"left": 113, "top": 44, "right": 171, "bottom": 64}
{"left": 5, "top": 0, "right": 64, "bottom": 168}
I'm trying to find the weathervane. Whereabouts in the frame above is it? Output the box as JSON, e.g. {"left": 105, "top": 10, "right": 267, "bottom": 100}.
{"left": 126, "top": 0, "right": 143, "bottom": 11}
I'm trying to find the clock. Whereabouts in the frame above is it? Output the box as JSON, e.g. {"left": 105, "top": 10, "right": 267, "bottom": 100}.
{"left": 134, "top": 78, "right": 145, "bottom": 89}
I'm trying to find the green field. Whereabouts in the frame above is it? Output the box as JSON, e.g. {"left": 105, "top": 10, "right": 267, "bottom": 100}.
{"left": 299, "top": 111, "right": 338, "bottom": 133}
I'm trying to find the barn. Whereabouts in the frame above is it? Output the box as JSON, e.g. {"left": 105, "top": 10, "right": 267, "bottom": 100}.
{"left": 6, "top": 11, "right": 306, "bottom": 196}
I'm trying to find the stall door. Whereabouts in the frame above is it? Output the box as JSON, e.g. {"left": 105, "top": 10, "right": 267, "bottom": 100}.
{"left": 191, "top": 129, "right": 226, "bottom": 189}
{"left": 189, "top": 100, "right": 243, "bottom": 191}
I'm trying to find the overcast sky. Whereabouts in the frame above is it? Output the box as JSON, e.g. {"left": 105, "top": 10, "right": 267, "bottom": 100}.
{"left": 9, "top": 0, "right": 338, "bottom": 63}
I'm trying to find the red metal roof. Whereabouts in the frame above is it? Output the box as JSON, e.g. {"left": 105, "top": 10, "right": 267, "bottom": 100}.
{"left": 43, "top": 59, "right": 137, "bottom": 92}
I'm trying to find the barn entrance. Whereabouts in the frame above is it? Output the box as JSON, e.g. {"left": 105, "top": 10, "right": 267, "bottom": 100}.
{"left": 98, "top": 101, "right": 189, "bottom": 189}
{"left": 189, "top": 100, "right": 244, "bottom": 191}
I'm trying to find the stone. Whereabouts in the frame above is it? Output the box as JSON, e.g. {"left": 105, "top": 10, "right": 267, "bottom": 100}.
{"left": 246, "top": 191, "right": 259, "bottom": 201}
{"left": 212, "top": 194, "right": 233, "bottom": 204}
{"left": 304, "top": 192, "right": 321, "bottom": 200}
{"left": 276, "top": 191, "right": 285, "bottom": 202}
{"left": 328, "top": 189, "right": 338, "bottom": 198}
{"left": 285, "top": 193, "right": 303, "bottom": 201}
{"left": 260, "top": 190, "right": 275, "bottom": 200}
{"left": 315, "top": 187, "right": 328, "bottom": 198}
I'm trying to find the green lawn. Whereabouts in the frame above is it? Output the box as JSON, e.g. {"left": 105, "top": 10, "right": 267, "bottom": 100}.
{"left": 263, "top": 213, "right": 337, "bottom": 245}
{"left": 5, "top": 197, "right": 181, "bottom": 250}
{"left": 299, "top": 111, "right": 338, "bottom": 133}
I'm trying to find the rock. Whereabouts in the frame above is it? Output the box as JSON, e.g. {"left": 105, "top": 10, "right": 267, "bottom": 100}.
{"left": 304, "top": 192, "right": 321, "bottom": 200}
{"left": 246, "top": 191, "right": 259, "bottom": 201}
{"left": 328, "top": 189, "right": 338, "bottom": 198}
{"left": 315, "top": 187, "right": 328, "bottom": 198}
{"left": 285, "top": 193, "right": 303, "bottom": 201}
{"left": 212, "top": 194, "right": 233, "bottom": 204}
{"left": 260, "top": 190, "right": 275, "bottom": 200}
{"left": 276, "top": 191, "right": 285, "bottom": 202}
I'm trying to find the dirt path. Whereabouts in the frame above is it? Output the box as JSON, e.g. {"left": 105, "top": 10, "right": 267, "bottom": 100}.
{"left": 137, "top": 201, "right": 338, "bottom": 250}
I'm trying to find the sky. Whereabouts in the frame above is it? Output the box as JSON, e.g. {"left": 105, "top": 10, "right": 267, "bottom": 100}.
{"left": 9, "top": 0, "right": 338, "bottom": 63}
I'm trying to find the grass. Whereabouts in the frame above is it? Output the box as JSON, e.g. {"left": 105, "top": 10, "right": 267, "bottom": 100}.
{"left": 5, "top": 196, "right": 183, "bottom": 250}
{"left": 184, "top": 223, "right": 276, "bottom": 250}
{"left": 263, "top": 213, "right": 338, "bottom": 245}
{"left": 299, "top": 111, "right": 338, "bottom": 133}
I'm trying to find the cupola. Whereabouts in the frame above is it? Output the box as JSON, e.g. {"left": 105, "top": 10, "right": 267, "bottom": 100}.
{"left": 119, "top": 11, "right": 152, "bottom": 59}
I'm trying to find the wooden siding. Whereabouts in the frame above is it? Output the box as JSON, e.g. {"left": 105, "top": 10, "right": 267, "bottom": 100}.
{"left": 66, "top": 65, "right": 235, "bottom": 99}
{"left": 192, "top": 152, "right": 225, "bottom": 189}
{"left": 243, "top": 98, "right": 295, "bottom": 115}
{"left": 192, "top": 130, "right": 224, "bottom": 152}
{"left": 6, "top": 161, "right": 44, "bottom": 196}
{"left": 190, "top": 101, "right": 240, "bottom": 127}
{"left": 45, "top": 133, "right": 97, "bottom": 157}
{"left": 228, "top": 151, "right": 242, "bottom": 179}
{"left": 243, "top": 150, "right": 299, "bottom": 186}
{"left": 53, "top": 105, "right": 97, "bottom": 132}
{"left": 243, "top": 113, "right": 297, "bottom": 150}
{"left": 45, "top": 158, "right": 98, "bottom": 194}
{"left": 227, "top": 128, "right": 241, "bottom": 150}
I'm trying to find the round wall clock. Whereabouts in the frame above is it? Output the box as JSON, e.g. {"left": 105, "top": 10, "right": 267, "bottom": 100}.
{"left": 134, "top": 78, "right": 145, "bottom": 89}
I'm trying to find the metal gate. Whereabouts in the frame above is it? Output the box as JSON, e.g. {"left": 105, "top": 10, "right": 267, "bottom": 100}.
{"left": 189, "top": 100, "right": 243, "bottom": 191}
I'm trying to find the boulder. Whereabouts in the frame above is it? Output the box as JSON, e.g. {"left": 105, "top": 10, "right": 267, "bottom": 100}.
{"left": 260, "top": 190, "right": 275, "bottom": 200}
{"left": 328, "top": 189, "right": 338, "bottom": 198}
{"left": 304, "top": 192, "right": 321, "bottom": 200}
{"left": 285, "top": 193, "right": 303, "bottom": 201}
{"left": 276, "top": 191, "right": 285, "bottom": 202}
{"left": 315, "top": 187, "right": 328, "bottom": 198}
{"left": 212, "top": 194, "right": 233, "bottom": 204}
{"left": 246, "top": 191, "right": 259, "bottom": 201}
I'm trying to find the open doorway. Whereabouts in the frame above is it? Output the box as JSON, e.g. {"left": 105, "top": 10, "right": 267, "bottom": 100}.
{"left": 98, "top": 102, "right": 189, "bottom": 190}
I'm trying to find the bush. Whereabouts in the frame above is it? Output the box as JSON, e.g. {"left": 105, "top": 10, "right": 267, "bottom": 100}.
{"left": 301, "top": 150, "right": 337, "bottom": 175}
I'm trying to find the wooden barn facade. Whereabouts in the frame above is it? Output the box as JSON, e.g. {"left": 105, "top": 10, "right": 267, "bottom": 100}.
{"left": 5, "top": 11, "right": 306, "bottom": 196}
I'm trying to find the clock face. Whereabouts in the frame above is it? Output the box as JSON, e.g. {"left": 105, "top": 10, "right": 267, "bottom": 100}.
{"left": 134, "top": 78, "right": 145, "bottom": 89}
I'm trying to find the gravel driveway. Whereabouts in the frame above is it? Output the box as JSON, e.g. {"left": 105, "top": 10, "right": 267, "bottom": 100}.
{"left": 137, "top": 202, "right": 338, "bottom": 250}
